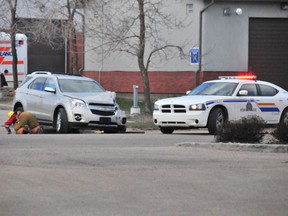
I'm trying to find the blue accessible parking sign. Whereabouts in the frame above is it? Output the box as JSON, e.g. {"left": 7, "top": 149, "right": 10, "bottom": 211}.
{"left": 190, "top": 47, "right": 199, "bottom": 65}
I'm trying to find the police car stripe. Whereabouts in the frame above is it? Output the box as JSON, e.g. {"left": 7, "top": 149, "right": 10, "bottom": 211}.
{"left": 223, "top": 99, "right": 249, "bottom": 103}
{"left": 206, "top": 99, "right": 280, "bottom": 112}
{"left": 259, "top": 107, "right": 280, "bottom": 112}
{"left": 206, "top": 99, "right": 251, "bottom": 105}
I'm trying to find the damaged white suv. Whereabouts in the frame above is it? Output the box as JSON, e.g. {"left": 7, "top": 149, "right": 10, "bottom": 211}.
{"left": 13, "top": 72, "right": 127, "bottom": 133}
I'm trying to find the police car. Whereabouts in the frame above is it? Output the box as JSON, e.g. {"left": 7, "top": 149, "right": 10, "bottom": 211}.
{"left": 153, "top": 76, "right": 288, "bottom": 135}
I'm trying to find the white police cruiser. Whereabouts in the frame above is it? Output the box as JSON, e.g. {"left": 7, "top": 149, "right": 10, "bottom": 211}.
{"left": 153, "top": 76, "right": 288, "bottom": 135}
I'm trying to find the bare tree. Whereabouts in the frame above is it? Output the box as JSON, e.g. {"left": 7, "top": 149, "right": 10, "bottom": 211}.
{"left": 87, "top": 0, "right": 187, "bottom": 114}
{"left": 67, "top": 1, "right": 77, "bottom": 74}
{"left": 0, "top": 0, "right": 19, "bottom": 89}
{"left": 8, "top": 0, "right": 19, "bottom": 89}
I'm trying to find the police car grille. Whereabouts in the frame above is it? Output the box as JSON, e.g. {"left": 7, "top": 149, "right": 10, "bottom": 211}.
{"left": 161, "top": 104, "right": 186, "bottom": 113}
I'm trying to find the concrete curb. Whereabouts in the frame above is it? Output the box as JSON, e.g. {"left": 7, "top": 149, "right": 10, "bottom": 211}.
{"left": 177, "top": 142, "right": 288, "bottom": 153}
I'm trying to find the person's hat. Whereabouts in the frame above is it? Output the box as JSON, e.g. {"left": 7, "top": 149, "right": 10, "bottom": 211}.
{"left": 8, "top": 111, "right": 14, "bottom": 118}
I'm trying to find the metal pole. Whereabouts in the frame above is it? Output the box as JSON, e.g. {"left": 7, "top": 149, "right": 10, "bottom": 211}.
{"left": 133, "top": 85, "right": 139, "bottom": 108}
{"left": 130, "top": 85, "right": 141, "bottom": 115}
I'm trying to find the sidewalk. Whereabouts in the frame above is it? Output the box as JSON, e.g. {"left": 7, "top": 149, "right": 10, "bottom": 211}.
{"left": 0, "top": 99, "right": 12, "bottom": 111}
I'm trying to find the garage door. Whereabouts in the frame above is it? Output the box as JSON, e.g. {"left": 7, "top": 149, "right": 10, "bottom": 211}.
{"left": 249, "top": 18, "right": 288, "bottom": 90}
{"left": 17, "top": 18, "right": 66, "bottom": 74}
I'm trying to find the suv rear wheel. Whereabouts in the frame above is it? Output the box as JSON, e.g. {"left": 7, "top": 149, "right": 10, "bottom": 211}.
{"left": 55, "top": 108, "right": 69, "bottom": 133}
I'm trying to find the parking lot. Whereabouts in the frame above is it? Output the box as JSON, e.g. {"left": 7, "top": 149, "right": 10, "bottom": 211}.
{"left": 0, "top": 129, "right": 287, "bottom": 216}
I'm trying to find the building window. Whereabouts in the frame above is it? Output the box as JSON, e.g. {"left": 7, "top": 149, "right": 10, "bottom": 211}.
{"left": 186, "top": 4, "right": 193, "bottom": 14}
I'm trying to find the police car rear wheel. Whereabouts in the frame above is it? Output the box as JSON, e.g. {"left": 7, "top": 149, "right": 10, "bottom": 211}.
{"left": 208, "top": 107, "right": 225, "bottom": 135}
{"left": 280, "top": 109, "right": 288, "bottom": 125}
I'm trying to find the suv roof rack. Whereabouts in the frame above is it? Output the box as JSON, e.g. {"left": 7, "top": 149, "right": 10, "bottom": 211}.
{"left": 31, "top": 71, "right": 52, "bottom": 75}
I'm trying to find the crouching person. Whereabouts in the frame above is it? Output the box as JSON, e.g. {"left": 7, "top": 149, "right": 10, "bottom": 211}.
{"left": 4, "top": 111, "right": 43, "bottom": 134}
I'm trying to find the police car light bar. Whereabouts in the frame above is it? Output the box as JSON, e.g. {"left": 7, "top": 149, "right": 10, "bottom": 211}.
{"left": 218, "top": 75, "right": 257, "bottom": 80}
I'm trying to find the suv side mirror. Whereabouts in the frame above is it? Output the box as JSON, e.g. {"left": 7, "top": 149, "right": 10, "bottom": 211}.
{"left": 44, "top": 87, "right": 56, "bottom": 94}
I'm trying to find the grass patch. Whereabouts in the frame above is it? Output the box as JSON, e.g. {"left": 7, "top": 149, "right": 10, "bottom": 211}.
{"left": 116, "top": 96, "right": 158, "bottom": 130}
{"left": 116, "top": 97, "right": 145, "bottom": 112}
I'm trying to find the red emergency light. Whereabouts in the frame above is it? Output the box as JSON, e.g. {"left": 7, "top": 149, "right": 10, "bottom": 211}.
{"left": 18, "top": 40, "right": 24, "bottom": 45}
{"left": 237, "top": 75, "right": 256, "bottom": 80}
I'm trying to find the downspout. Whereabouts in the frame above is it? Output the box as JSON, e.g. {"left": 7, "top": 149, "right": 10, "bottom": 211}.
{"left": 75, "top": 10, "right": 85, "bottom": 75}
{"left": 197, "top": 0, "right": 214, "bottom": 86}
{"left": 79, "top": 14, "right": 85, "bottom": 75}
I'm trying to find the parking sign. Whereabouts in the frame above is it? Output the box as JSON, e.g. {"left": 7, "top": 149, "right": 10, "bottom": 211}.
{"left": 190, "top": 47, "right": 199, "bottom": 65}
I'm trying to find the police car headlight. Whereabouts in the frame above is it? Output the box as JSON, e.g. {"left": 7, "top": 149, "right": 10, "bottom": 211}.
{"left": 71, "top": 99, "right": 87, "bottom": 108}
{"left": 189, "top": 103, "right": 206, "bottom": 111}
{"left": 154, "top": 104, "right": 159, "bottom": 111}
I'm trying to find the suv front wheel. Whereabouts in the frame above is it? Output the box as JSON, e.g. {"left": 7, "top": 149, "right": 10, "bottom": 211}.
{"left": 55, "top": 108, "right": 69, "bottom": 133}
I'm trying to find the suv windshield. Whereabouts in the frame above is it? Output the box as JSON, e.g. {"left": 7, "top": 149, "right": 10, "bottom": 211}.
{"left": 59, "top": 79, "right": 105, "bottom": 93}
{"left": 188, "top": 82, "right": 238, "bottom": 96}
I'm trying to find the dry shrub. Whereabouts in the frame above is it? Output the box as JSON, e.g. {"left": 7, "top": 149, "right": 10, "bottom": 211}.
{"left": 215, "top": 115, "right": 266, "bottom": 143}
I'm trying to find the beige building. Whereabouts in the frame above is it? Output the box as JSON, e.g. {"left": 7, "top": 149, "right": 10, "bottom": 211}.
{"left": 83, "top": 0, "right": 288, "bottom": 93}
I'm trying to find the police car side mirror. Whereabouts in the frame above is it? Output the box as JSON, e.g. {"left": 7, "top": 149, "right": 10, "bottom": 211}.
{"left": 238, "top": 90, "right": 248, "bottom": 96}
{"left": 44, "top": 87, "right": 56, "bottom": 94}
{"left": 186, "top": 90, "right": 191, "bottom": 95}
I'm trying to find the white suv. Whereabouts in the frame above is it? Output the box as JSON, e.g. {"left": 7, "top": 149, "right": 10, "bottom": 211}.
{"left": 13, "top": 72, "right": 127, "bottom": 133}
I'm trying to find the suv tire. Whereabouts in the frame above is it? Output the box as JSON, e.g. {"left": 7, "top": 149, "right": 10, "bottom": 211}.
{"left": 55, "top": 108, "right": 69, "bottom": 133}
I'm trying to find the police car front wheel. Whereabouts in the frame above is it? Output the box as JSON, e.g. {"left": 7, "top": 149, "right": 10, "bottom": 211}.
{"left": 160, "top": 127, "right": 174, "bottom": 134}
{"left": 208, "top": 107, "right": 225, "bottom": 135}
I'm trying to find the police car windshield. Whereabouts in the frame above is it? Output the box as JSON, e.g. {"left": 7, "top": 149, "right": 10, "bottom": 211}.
{"left": 189, "top": 82, "right": 238, "bottom": 96}
{"left": 59, "top": 79, "right": 105, "bottom": 93}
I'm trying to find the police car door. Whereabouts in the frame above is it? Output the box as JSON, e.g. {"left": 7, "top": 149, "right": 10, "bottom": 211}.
{"left": 254, "top": 83, "right": 281, "bottom": 124}
{"left": 236, "top": 83, "right": 259, "bottom": 120}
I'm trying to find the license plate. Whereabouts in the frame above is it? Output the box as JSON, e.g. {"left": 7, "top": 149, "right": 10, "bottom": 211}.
{"left": 100, "top": 117, "right": 111, "bottom": 123}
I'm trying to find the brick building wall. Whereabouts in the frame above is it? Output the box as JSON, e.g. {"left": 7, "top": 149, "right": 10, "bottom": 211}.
{"left": 83, "top": 70, "right": 248, "bottom": 94}
{"left": 83, "top": 71, "right": 195, "bottom": 94}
